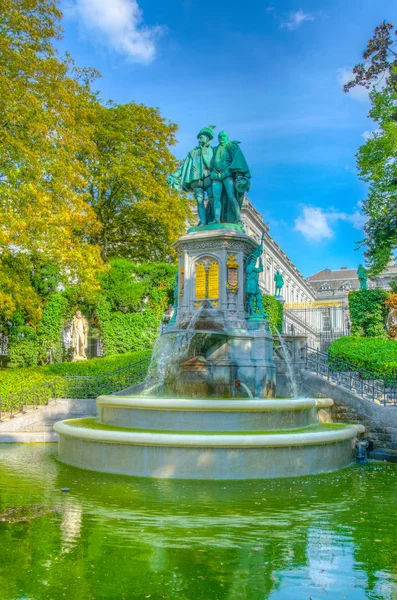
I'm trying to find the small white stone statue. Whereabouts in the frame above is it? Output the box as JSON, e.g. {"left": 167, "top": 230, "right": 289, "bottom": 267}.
{"left": 71, "top": 310, "right": 89, "bottom": 361}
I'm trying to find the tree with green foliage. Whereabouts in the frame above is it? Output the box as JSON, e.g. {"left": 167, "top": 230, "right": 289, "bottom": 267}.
{"left": 85, "top": 102, "right": 192, "bottom": 263}
{"left": 345, "top": 21, "right": 397, "bottom": 274}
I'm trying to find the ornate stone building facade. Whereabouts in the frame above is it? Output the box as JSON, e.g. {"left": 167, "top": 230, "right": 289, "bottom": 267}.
{"left": 241, "top": 198, "right": 316, "bottom": 304}
{"left": 240, "top": 198, "right": 349, "bottom": 347}
{"left": 239, "top": 198, "right": 337, "bottom": 344}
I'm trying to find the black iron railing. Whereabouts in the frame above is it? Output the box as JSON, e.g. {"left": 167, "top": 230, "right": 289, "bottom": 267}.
{"left": 303, "top": 346, "right": 397, "bottom": 406}
{"left": 62, "top": 358, "right": 151, "bottom": 400}
{"left": 0, "top": 357, "right": 151, "bottom": 420}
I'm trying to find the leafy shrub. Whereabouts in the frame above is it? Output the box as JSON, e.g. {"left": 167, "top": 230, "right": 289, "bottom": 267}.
{"left": 0, "top": 350, "right": 152, "bottom": 404}
{"left": 48, "top": 349, "right": 152, "bottom": 376}
{"left": 348, "top": 289, "right": 389, "bottom": 337}
{"left": 328, "top": 336, "right": 397, "bottom": 380}
{"left": 261, "top": 294, "right": 284, "bottom": 334}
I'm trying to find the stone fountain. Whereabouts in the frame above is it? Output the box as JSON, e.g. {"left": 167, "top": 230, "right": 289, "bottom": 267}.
{"left": 55, "top": 127, "right": 363, "bottom": 479}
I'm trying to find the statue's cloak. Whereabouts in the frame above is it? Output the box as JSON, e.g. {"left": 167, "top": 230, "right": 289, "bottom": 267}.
{"left": 227, "top": 141, "right": 251, "bottom": 181}
{"left": 179, "top": 147, "right": 213, "bottom": 192}
{"left": 207, "top": 141, "right": 251, "bottom": 223}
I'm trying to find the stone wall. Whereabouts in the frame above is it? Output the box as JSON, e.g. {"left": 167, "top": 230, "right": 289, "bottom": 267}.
{"left": 0, "top": 398, "right": 96, "bottom": 441}
{"left": 301, "top": 370, "right": 397, "bottom": 459}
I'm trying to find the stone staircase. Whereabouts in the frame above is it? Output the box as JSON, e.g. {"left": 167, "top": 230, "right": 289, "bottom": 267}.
{"left": 300, "top": 370, "right": 397, "bottom": 460}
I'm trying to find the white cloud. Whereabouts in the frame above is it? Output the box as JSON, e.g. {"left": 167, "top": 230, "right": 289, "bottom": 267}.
{"left": 337, "top": 68, "right": 369, "bottom": 102}
{"left": 361, "top": 129, "right": 381, "bottom": 141}
{"left": 343, "top": 210, "right": 367, "bottom": 230}
{"left": 282, "top": 9, "right": 315, "bottom": 31}
{"left": 69, "top": 0, "right": 163, "bottom": 63}
{"left": 295, "top": 207, "right": 333, "bottom": 242}
{"left": 362, "top": 130, "right": 373, "bottom": 141}
{"left": 294, "top": 205, "right": 366, "bottom": 242}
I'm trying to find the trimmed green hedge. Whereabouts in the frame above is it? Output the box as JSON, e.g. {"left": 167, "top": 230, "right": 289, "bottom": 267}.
{"left": 0, "top": 349, "right": 152, "bottom": 401}
{"left": 261, "top": 295, "right": 284, "bottom": 334}
{"left": 96, "top": 259, "right": 176, "bottom": 356}
{"left": 328, "top": 336, "right": 397, "bottom": 380}
{"left": 348, "top": 289, "right": 389, "bottom": 338}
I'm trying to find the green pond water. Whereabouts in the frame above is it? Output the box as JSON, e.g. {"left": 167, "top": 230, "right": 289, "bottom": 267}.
{"left": 1, "top": 444, "right": 397, "bottom": 600}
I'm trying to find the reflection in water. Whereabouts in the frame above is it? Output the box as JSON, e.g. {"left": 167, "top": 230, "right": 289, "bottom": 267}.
{"left": 0, "top": 444, "right": 397, "bottom": 599}
{"left": 60, "top": 502, "right": 82, "bottom": 554}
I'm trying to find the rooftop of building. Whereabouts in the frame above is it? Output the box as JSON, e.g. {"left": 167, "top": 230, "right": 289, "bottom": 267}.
{"left": 308, "top": 267, "right": 357, "bottom": 282}
{"left": 308, "top": 261, "right": 397, "bottom": 284}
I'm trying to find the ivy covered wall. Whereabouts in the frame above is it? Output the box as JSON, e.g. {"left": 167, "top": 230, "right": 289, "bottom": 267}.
{"left": 7, "top": 293, "right": 69, "bottom": 368}
{"left": 261, "top": 295, "right": 284, "bottom": 334}
{"left": 4, "top": 260, "right": 177, "bottom": 367}
{"left": 94, "top": 260, "right": 176, "bottom": 356}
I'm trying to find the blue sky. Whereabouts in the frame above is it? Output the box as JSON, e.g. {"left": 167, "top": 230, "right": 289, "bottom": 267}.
{"left": 60, "top": 0, "right": 397, "bottom": 277}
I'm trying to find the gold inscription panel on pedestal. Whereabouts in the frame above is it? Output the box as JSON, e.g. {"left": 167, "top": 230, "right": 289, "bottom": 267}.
{"left": 195, "top": 262, "right": 206, "bottom": 300}
{"left": 195, "top": 257, "right": 219, "bottom": 304}
{"left": 208, "top": 261, "right": 219, "bottom": 299}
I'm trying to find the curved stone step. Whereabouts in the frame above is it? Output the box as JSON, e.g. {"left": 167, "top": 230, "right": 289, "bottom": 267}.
{"left": 56, "top": 419, "right": 362, "bottom": 447}
{"left": 54, "top": 419, "right": 364, "bottom": 480}
{"left": 97, "top": 396, "right": 334, "bottom": 432}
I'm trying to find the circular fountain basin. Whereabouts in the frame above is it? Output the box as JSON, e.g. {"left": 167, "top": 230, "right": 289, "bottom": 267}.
{"left": 97, "top": 396, "right": 333, "bottom": 432}
{"left": 54, "top": 395, "right": 364, "bottom": 480}
{"left": 55, "top": 419, "right": 363, "bottom": 479}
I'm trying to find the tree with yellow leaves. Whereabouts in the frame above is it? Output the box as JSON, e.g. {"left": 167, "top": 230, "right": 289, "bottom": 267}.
{"left": 1, "top": 0, "right": 191, "bottom": 336}
{"left": 0, "top": 0, "right": 105, "bottom": 323}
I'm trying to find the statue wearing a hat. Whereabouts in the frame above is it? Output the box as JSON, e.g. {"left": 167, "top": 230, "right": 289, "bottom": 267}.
{"left": 167, "top": 126, "right": 215, "bottom": 226}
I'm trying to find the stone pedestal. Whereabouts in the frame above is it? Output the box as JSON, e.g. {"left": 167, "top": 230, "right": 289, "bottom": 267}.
{"left": 172, "top": 226, "right": 258, "bottom": 331}
{"left": 160, "top": 225, "right": 276, "bottom": 398}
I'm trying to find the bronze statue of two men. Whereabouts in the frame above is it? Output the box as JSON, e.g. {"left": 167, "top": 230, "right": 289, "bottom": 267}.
{"left": 167, "top": 126, "right": 251, "bottom": 227}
